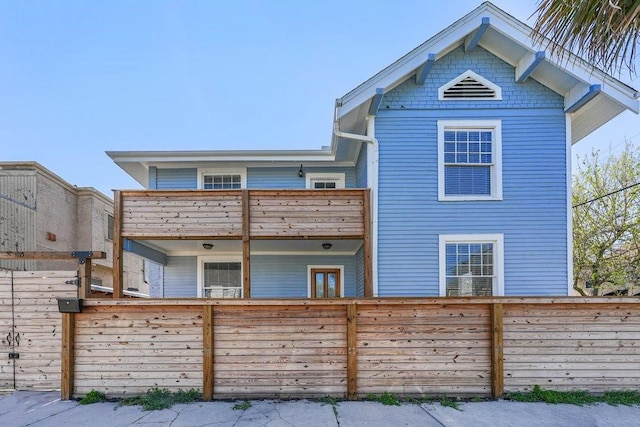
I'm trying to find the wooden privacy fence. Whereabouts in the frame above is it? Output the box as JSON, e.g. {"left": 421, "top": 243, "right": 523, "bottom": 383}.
{"left": 0, "top": 270, "right": 78, "bottom": 391}
{"left": 63, "top": 297, "right": 640, "bottom": 399}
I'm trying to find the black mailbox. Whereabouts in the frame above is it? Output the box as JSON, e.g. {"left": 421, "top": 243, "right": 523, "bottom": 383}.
{"left": 57, "top": 298, "right": 83, "bottom": 313}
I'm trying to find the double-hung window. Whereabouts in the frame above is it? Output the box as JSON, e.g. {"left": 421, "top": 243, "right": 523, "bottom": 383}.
{"left": 438, "top": 120, "right": 502, "bottom": 201}
{"left": 198, "top": 168, "right": 246, "bottom": 189}
{"left": 439, "top": 234, "right": 504, "bottom": 296}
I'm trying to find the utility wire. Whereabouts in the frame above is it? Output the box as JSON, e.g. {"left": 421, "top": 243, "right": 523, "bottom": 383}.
{"left": 573, "top": 181, "right": 640, "bottom": 208}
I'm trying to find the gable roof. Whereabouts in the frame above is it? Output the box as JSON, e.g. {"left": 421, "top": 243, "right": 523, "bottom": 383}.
{"left": 335, "top": 1, "right": 639, "bottom": 144}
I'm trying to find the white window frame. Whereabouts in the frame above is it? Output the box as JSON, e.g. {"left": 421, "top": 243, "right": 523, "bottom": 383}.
{"left": 197, "top": 168, "right": 247, "bottom": 189}
{"left": 305, "top": 173, "right": 346, "bottom": 189}
{"left": 439, "top": 234, "right": 504, "bottom": 297}
{"left": 197, "top": 255, "right": 243, "bottom": 298}
{"left": 437, "top": 120, "right": 502, "bottom": 201}
{"left": 307, "top": 265, "right": 345, "bottom": 298}
{"left": 438, "top": 70, "right": 502, "bottom": 101}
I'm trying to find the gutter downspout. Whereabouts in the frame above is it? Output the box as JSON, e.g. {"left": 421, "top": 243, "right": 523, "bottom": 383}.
{"left": 333, "top": 107, "right": 379, "bottom": 297}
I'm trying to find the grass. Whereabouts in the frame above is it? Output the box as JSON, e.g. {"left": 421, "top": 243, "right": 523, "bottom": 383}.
{"left": 78, "top": 390, "right": 107, "bottom": 405}
{"left": 120, "top": 388, "right": 200, "bottom": 411}
{"left": 232, "top": 401, "right": 252, "bottom": 410}
{"left": 314, "top": 396, "right": 339, "bottom": 416}
{"left": 438, "top": 396, "right": 461, "bottom": 410}
{"left": 507, "top": 386, "right": 640, "bottom": 406}
{"left": 365, "top": 392, "right": 400, "bottom": 406}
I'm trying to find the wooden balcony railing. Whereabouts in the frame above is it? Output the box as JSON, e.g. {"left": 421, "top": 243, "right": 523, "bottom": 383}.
{"left": 112, "top": 189, "right": 372, "bottom": 298}
{"left": 116, "top": 189, "right": 369, "bottom": 240}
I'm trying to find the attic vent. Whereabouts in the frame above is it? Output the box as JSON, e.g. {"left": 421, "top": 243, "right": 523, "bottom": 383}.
{"left": 439, "top": 70, "right": 502, "bottom": 101}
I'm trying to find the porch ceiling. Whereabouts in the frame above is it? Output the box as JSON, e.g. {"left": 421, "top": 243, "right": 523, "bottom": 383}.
{"left": 139, "top": 239, "right": 363, "bottom": 257}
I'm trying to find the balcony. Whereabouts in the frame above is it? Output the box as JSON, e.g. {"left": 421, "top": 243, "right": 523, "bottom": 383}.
{"left": 112, "top": 189, "right": 372, "bottom": 297}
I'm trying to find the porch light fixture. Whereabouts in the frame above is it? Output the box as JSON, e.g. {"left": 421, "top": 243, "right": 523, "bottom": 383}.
{"left": 322, "top": 243, "right": 332, "bottom": 250}
{"left": 202, "top": 243, "right": 214, "bottom": 250}
{"left": 298, "top": 164, "right": 304, "bottom": 178}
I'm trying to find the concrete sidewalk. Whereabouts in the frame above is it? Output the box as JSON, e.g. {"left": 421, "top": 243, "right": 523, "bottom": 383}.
{"left": 2, "top": 391, "right": 640, "bottom": 426}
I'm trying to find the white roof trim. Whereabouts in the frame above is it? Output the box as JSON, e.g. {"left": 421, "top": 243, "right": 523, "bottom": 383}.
{"left": 336, "top": 2, "right": 638, "bottom": 120}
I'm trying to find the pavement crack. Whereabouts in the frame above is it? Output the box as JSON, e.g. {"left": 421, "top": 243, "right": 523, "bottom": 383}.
{"left": 333, "top": 403, "right": 341, "bottom": 426}
{"left": 419, "top": 404, "right": 447, "bottom": 427}
{"left": 167, "top": 408, "right": 181, "bottom": 426}
{"left": 273, "top": 405, "right": 294, "bottom": 427}
{"left": 23, "top": 404, "right": 78, "bottom": 426}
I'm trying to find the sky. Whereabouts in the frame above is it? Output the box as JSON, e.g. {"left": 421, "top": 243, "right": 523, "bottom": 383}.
{"left": 1, "top": 0, "right": 639, "bottom": 197}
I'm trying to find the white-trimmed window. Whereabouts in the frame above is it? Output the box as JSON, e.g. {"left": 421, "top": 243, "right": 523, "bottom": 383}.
{"left": 307, "top": 265, "right": 345, "bottom": 298}
{"left": 305, "top": 173, "right": 345, "bottom": 189}
{"left": 197, "top": 168, "right": 246, "bottom": 189}
{"left": 438, "top": 120, "right": 502, "bottom": 201}
{"left": 439, "top": 234, "right": 504, "bottom": 296}
{"left": 197, "top": 256, "right": 242, "bottom": 298}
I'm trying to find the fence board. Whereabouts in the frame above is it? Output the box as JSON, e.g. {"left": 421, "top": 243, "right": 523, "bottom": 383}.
{"left": 74, "top": 306, "right": 203, "bottom": 398}
{"left": 63, "top": 298, "right": 640, "bottom": 400}
{"left": 503, "top": 303, "right": 640, "bottom": 392}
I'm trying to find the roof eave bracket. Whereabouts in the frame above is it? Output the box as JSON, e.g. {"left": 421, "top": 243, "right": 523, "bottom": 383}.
{"left": 516, "top": 51, "right": 545, "bottom": 83}
{"left": 368, "top": 88, "right": 385, "bottom": 115}
{"left": 415, "top": 53, "right": 437, "bottom": 85}
{"left": 464, "top": 17, "right": 490, "bottom": 52}
{"left": 565, "top": 84, "right": 602, "bottom": 113}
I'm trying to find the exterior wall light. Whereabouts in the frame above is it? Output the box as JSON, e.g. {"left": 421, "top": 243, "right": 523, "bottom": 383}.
{"left": 202, "top": 243, "right": 214, "bottom": 250}
{"left": 298, "top": 164, "right": 304, "bottom": 178}
{"left": 322, "top": 243, "right": 332, "bottom": 250}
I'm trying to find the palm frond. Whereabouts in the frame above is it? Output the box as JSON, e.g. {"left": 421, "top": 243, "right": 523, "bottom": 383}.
{"left": 533, "top": 0, "right": 640, "bottom": 75}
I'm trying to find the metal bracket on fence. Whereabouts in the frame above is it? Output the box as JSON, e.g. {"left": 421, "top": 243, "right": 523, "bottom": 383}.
{"left": 71, "top": 251, "right": 95, "bottom": 265}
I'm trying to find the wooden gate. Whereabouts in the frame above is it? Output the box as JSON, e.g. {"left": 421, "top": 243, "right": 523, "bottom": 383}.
{"left": 0, "top": 270, "right": 77, "bottom": 391}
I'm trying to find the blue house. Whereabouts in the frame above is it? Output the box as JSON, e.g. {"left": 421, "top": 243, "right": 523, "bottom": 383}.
{"left": 108, "top": 2, "right": 638, "bottom": 299}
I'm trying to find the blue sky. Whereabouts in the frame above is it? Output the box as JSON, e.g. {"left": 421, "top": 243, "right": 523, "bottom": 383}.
{"left": 1, "top": 0, "right": 638, "bottom": 197}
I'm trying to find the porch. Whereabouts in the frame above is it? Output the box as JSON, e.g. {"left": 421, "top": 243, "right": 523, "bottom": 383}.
{"left": 111, "top": 189, "right": 372, "bottom": 298}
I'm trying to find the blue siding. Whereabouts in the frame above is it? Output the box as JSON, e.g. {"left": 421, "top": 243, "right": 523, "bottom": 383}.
{"left": 355, "top": 143, "right": 367, "bottom": 188}
{"left": 156, "top": 168, "right": 197, "bottom": 189}
{"left": 163, "top": 256, "right": 197, "bottom": 297}
{"left": 247, "top": 167, "right": 356, "bottom": 189}
{"left": 355, "top": 245, "right": 364, "bottom": 297}
{"left": 153, "top": 167, "right": 355, "bottom": 189}
{"left": 383, "top": 46, "right": 564, "bottom": 111}
{"left": 250, "top": 255, "right": 357, "bottom": 297}
{"left": 376, "top": 45, "right": 568, "bottom": 296}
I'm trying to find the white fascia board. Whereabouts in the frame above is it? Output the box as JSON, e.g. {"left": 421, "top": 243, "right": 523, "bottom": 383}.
{"left": 336, "top": 2, "right": 638, "bottom": 120}
{"left": 481, "top": 5, "right": 639, "bottom": 112}
{"left": 337, "top": 6, "right": 491, "bottom": 119}
{"left": 107, "top": 149, "right": 336, "bottom": 164}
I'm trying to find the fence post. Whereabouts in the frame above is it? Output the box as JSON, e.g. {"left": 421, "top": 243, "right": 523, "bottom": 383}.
{"left": 203, "top": 306, "right": 214, "bottom": 400}
{"left": 347, "top": 303, "right": 358, "bottom": 400}
{"left": 490, "top": 303, "right": 504, "bottom": 398}
{"left": 112, "top": 191, "right": 124, "bottom": 298}
{"left": 61, "top": 312, "right": 75, "bottom": 400}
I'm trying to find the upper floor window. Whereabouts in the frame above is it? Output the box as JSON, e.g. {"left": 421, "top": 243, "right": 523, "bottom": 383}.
{"left": 305, "top": 173, "right": 345, "bottom": 189}
{"left": 437, "top": 120, "right": 502, "bottom": 201}
{"left": 198, "top": 168, "right": 246, "bottom": 189}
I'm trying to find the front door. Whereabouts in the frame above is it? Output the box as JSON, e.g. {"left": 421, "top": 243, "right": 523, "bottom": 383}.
{"left": 311, "top": 268, "right": 341, "bottom": 298}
